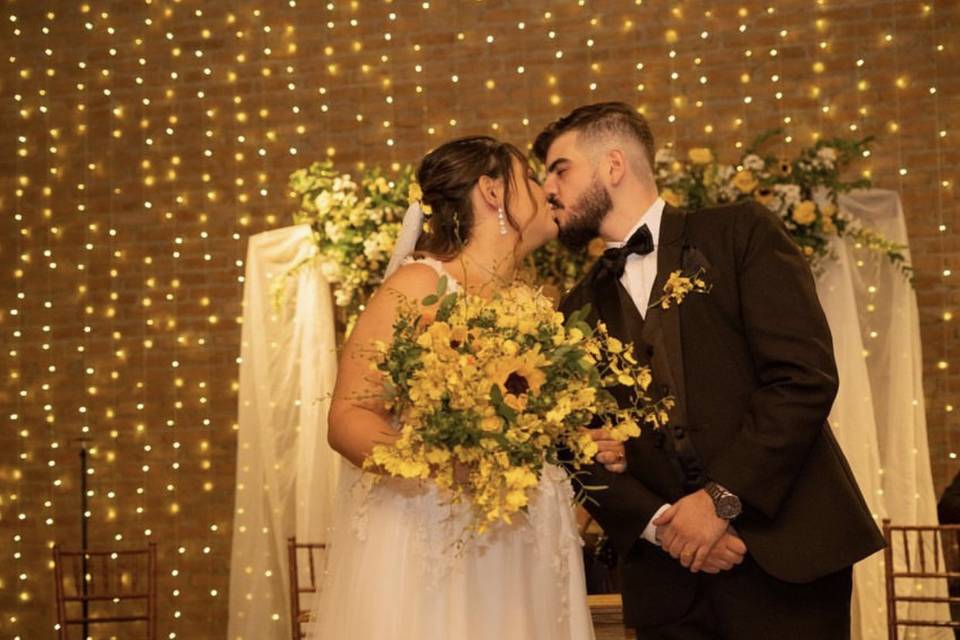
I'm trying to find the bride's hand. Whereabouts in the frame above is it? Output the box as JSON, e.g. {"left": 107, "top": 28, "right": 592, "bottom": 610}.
{"left": 585, "top": 428, "right": 628, "bottom": 473}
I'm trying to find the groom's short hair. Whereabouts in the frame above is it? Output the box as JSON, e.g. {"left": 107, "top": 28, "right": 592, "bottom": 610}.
{"left": 533, "top": 102, "right": 656, "bottom": 177}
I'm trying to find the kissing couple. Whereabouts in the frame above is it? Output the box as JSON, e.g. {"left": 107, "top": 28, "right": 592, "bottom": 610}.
{"left": 308, "top": 102, "right": 883, "bottom": 640}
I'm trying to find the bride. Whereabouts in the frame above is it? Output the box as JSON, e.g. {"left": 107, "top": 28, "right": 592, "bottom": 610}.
{"left": 308, "top": 136, "right": 626, "bottom": 640}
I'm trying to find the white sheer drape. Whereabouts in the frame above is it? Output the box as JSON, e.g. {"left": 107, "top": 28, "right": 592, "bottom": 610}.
{"left": 821, "top": 190, "right": 949, "bottom": 640}
{"left": 227, "top": 224, "right": 340, "bottom": 640}
{"left": 227, "top": 192, "right": 946, "bottom": 639}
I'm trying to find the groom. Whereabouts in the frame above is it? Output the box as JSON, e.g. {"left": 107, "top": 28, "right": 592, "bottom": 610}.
{"left": 535, "top": 102, "right": 884, "bottom": 639}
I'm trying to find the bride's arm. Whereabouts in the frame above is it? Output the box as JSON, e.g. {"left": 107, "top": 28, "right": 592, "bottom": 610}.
{"left": 327, "top": 264, "right": 440, "bottom": 468}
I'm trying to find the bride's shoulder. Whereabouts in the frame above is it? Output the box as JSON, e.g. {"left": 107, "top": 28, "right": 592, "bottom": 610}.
{"left": 375, "top": 260, "right": 442, "bottom": 304}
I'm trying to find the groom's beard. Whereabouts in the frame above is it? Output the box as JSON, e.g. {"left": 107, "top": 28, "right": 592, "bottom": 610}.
{"left": 557, "top": 178, "right": 613, "bottom": 251}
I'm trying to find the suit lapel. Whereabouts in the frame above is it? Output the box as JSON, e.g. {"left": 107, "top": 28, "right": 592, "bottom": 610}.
{"left": 642, "top": 206, "right": 689, "bottom": 427}
{"left": 591, "top": 266, "right": 633, "bottom": 345}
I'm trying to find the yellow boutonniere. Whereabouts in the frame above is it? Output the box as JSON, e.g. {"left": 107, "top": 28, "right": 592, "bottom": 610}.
{"left": 651, "top": 267, "right": 710, "bottom": 310}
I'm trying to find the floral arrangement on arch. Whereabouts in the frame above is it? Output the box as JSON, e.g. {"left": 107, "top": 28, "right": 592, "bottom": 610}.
{"left": 283, "top": 161, "right": 417, "bottom": 319}
{"left": 655, "top": 130, "right": 912, "bottom": 278}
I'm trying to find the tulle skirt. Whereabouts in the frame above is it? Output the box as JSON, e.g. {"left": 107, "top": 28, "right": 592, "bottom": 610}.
{"left": 305, "top": 462, "right": 595, "bottom": 640}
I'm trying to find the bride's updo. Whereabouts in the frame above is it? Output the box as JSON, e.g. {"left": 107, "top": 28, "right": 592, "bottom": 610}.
{"left": 415, "top": 135, "right": 531, "bottom": 259}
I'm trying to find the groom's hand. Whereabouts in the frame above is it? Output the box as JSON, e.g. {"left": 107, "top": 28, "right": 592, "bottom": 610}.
{"left": 700, "top": 530, "right": 747, "bottom": 574}
{"left": 653, "top": 489, "right": 728, "bottom": 573}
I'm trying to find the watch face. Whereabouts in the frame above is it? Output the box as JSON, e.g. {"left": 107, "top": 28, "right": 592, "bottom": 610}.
{"left": 716, "top": 495, "right": 742, "bottom": 519}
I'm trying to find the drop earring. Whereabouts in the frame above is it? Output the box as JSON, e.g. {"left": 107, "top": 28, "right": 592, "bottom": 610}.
{"left": 497, "top": 206, "right": 508, "bottom": 236}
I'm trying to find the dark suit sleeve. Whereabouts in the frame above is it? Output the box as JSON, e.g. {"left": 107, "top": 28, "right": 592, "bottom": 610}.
{"left": 572, "top": 461, "right": 668, "bottom": 557}
{"left": 938, "top": 471, "right": 960, "bottom": 524}
{"left": 559, "top": 287, "right": 669, "bottom": 556}
{"left": 706, "top": 202, "right": 839, "bottom": 520}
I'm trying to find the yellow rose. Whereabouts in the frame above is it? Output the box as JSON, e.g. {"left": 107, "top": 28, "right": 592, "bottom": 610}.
{"left": 791, "top": 200, "right": 818, "bottom": 226}
{"left": 732, "top": 170, "right": 758, "bottom": 193}
{"left": 688, "top": 148, "right": 714, "bottom": 165}
{"left": 661, "top": 188, "right": 684, "bottom": 208}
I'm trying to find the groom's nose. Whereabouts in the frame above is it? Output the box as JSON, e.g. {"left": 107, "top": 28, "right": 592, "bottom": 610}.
{"left": 542, "top": 173, "right": 558, "bottom": 199}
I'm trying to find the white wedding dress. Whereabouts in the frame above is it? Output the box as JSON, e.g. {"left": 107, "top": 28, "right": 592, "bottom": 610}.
{"left": 306, "top": 257, "right": 595, "bottom": 640}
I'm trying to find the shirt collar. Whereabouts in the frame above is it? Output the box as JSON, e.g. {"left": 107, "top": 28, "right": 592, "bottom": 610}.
{"left": 606, "top": 197, "right": 665, "bottom": 249}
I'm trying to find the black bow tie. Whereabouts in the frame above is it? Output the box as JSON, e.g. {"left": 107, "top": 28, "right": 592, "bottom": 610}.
{"left": 595, "top": 224, "right": 654, "bottom": 281}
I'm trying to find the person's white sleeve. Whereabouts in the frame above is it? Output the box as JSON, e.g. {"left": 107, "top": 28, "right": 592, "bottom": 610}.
{"left": 641, "top": 503, "right": 672, "bottom": 545}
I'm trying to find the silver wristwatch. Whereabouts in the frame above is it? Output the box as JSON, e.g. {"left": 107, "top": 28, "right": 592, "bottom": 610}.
{"left": 704, "top": 481, "right": 742, "bottom": 520}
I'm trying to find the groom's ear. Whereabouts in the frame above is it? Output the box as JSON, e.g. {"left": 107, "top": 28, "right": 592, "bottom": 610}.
{"left": 605, "top": 149, "right": 627, "bottom": 187}
{"left": 477, "top": 175, "right": 503, "bottom": 211}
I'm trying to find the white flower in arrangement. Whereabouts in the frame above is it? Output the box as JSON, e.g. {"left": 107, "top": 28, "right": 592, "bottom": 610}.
{"left": 655, "top": 147, "right": 677, "bottom": 165}
{"left": 773, "top": 184, "right": 801, "bottom": 208}
{"left": 813, "top": 147, "right": 837, "bottom": 170}
{"left": 817, "top": 147, "right": 837, "bottom": 162}
{"left": 363, "top": 230, "right": 395, "bottom": 264}
{"left": 719, "top": 184, "right": 739, "bottom": 203}
{"left": 742, "top": 154, "right": 765, "bottom": 171}
{"left": 716, "top": 164, "right": 736, "bottom": 182}
{"left": 362, "top": 237, "right": 380, "bottom": 262}
{"left": 320, "top": 260, "right": 342, "bottom": 282}
{"left": 314, "top": 191, "right": 334, "bottom": 216}
{"left": 331, "top": 176, "right": 350, "bottom": 193}
{"left": 333, "top": 287, "right": 351, "bottom": 307}
{"left": 324, "top": 220, "right": 344, "bottom": 243}
{"left": 363, "top": 198, "right": 383, "bottom": 223}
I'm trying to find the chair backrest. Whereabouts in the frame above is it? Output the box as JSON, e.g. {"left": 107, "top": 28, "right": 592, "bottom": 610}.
{"left": 883, "top": 519, "right": 960, "bottom": 640}
{"left": 287, "top": 537, "right": 327, "bottom": 640}
{"left": 52, "top": 542, "right": 157, "bottom": 640}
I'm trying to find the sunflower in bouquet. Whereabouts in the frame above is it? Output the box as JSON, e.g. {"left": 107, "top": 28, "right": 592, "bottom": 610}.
{"left": 365, "top": 277, "right": 672, "bottom": 534}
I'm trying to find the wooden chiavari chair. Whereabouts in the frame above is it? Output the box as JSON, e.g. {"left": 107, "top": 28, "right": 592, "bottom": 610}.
{"left": 52, "top": 542, "right": 157, "bottom": 640}
{"left": 287, "top": 536, "right": 327, "bottom": 640}
{"left": 883, "top": 519, "right": 960, "bottom": 639}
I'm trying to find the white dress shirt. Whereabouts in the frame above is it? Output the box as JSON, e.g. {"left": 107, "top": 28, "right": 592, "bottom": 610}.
{"left": 605, "top": 197, "right": 671, "bottom": 545}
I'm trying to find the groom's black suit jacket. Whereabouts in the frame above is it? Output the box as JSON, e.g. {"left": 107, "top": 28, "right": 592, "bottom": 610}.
{"left": 560, "top": 201, "right": 884, "bottom": 628}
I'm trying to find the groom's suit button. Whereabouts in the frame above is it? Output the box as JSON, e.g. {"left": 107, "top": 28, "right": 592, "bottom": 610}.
{"left": 674, "top": 427, "right": 685, "bottom": 439}
{"left": 660, "top": 384, "right": 670, "bottom": 396}
{"left": 645, "top": 345, "right": 655, "bottom": 358}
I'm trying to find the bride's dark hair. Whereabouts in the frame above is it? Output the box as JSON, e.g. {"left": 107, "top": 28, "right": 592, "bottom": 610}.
{"left": 414, "top": 135, "right": 533, "bottom": 260}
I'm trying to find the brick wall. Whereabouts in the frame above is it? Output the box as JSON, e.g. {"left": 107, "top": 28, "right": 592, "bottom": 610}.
{"left": 1, "top": 0, "right": 956, "bottom": 636}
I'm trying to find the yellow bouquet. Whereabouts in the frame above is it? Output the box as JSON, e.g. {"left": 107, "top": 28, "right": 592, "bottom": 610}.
{"left": 365, "top": 277, "right": 671, "bottom": 534}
